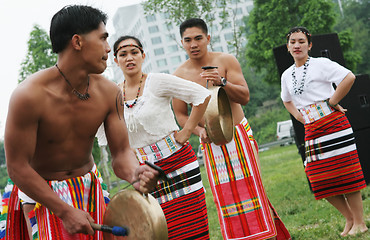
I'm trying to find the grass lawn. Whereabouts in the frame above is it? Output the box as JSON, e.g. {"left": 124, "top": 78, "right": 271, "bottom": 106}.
{"left": 108, "top": 144, "right": 369, "bottom": 239}
{"left": 201, "top": 144, "right": 370, "bottom": 240}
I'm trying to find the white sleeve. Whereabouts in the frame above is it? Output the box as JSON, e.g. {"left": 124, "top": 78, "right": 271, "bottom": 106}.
{"left": 280, "top": 69, "right": 292, "bottom": 102}
{"left": 95, "top": 124, "right": 107, "bottom": 146}
{"left": 319, "top": 58, "right": 351, "bottom": 85}
{"left": 149, "top": 73, "right": 211, "bottom": 106}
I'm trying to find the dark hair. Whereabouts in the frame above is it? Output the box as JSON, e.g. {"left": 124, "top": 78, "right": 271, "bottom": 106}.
{"left": 113, "top": 35, "right": 144, "bottom": 58}
{"left": 179, "top": 18, "right": 208, "bottom": 37}
{"left": 286, "top": 26, "right": 312, "bottom": 44}
{"left": 50, "top": 5, "right": 107, "bottom": 53}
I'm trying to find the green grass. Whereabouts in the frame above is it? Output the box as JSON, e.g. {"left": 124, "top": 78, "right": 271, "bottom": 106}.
{"left": 200, "top": 144, "right": 369, "bottom": 240}
{"left": 106, "top": 144, "right": 369, "bottom": 239}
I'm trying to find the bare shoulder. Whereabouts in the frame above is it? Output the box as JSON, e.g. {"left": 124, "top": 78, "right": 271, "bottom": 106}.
{"left": 213, "top": 52, "right": 239, "bottom": 65}
{"left": 10, "top": 68, "right": 53, "bottom": 109}
{"left": 173, "top": 60, "right": 192, "bottom": 78}
{"left": 90, "top": 74, "right": 121, "bottom": 100}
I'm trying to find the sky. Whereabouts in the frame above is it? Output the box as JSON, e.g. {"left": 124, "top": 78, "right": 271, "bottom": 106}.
{"left": 0, "top": 0, "right": 143, "bottom": 139}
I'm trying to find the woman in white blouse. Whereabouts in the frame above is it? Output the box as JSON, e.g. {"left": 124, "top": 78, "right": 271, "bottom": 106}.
{"left": 281, "top": 26, "right": 367, "bottom": 236}
{"left": 112, "top": 35, "right": 211, "bottom": 240}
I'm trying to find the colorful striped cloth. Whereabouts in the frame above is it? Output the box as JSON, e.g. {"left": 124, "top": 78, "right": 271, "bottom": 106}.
{"left": 145, "top": 143, "right": 209, "bottom": 240}
{"left": 202, "top": 118, "right": 291, "bottom": 240}
{"left": 3, "top": 166, "right": 107, "bottom": 240}
{"left": 304, "top": 111, "right": 367, "bottom": 200}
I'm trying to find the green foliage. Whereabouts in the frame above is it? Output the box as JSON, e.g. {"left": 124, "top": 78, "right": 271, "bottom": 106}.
{"left": 245, "top": 0, "right": 337, "bottom": 84}
{"left": 92, "top": 138, "right": 101, "bottom": 166}
{"left": 337, "top": 29, "right": 362, "bottom": 72}
{"left": 334, "top": 0, "right": 370, "bottom": 74}
{"left": 248, "top": 108, "right": 290, "bottom": 144}
{"left": 0, "top": 141, "right": 5, "bottom": 166}
{"left": 19, "top": 24, "right": 57, "bottom": 83}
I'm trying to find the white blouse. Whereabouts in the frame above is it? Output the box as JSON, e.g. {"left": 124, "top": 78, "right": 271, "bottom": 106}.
{"left": 96, "top": 73, "right": 211, "bottom": 149}
{"left": 281, "top": 57, "right": 350, "bottom": 109}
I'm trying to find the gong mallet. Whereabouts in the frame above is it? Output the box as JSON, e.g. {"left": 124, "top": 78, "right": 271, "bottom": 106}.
{"left": 91, "top": 222, "right": 130, "bottom": 237}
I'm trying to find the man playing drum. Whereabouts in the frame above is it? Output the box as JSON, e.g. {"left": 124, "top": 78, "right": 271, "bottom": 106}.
{"left": 4, "top": 5, "right": 159, "bottom": 240}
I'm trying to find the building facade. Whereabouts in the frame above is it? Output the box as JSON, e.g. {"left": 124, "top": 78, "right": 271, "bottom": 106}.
{"left": 106, "top": 0, "right": 253, "bottom": 83}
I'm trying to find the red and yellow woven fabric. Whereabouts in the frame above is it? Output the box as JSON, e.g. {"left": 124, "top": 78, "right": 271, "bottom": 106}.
{"left": 202, "top": 118, "right": 290, "bottom": 240}
{"left": 4, "top": 167, "right": 106, "bottom": 240}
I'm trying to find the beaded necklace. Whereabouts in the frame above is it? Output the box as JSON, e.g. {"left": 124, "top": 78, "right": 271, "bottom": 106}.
{"left": 55, "top": 64, "right": 90, "bottom": 100}
{"left": 123, "top": 73, "right": 144, "bottom": 108}
{"left": 292, "top": 57, "right": 310, "bottom": 95}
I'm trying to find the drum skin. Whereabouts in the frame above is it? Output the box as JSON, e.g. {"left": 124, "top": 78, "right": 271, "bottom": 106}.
{"left": 204, "top": 86, "right": 234, "bottom": 145}
{"left": 103, "top": 189, "right": 168, "bottom": 240}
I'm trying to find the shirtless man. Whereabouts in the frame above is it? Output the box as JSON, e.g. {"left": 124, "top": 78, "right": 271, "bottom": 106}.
{"left": 173, "top": 18, "right": 290, "bottom": 240}
{"left": 4, "top": 5, "right": 158, "bottom": 239}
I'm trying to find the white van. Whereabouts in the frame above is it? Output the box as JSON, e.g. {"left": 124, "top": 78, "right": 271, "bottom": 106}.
{"left": 276, "top": 120, "right": 294, "bottom": 141}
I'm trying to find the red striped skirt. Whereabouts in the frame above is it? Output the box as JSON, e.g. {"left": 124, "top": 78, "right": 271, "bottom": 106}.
{"left": 148, "top": 143, "right": 209, "bottom": 240}
{"left": 304, "top": 111, "right": 366, "bottom": 200}
{"left": 202, "top": 118, "right": 290, "bottom": 240}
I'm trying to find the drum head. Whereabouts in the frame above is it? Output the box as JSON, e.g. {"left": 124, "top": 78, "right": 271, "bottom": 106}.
{"left": 103, "top": 189, "right": 168, "bottom": 240}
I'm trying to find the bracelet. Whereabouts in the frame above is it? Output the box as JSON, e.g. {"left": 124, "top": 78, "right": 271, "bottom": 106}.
{"left": 326, "top": 98, "right": 338, "bottom": 108}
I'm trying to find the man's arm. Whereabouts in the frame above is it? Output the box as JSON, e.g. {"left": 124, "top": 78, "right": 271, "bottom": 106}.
{"left": 105, "top": 87, "right": 158, "bottom": 193}
{"left": 200, "top": 54, "right": 250, "bottom": 105}
{"left": 5, "top": 84, "right": 95, "bottom": 235}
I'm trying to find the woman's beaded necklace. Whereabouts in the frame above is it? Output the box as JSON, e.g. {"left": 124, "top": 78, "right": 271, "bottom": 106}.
{"left": 292, "top": 57, "right": 310, "bottom": 95}
{"left": 122, "top": 73, "right": 144, "bottom": 108}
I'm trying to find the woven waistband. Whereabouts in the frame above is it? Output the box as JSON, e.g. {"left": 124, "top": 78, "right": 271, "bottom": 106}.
{"left": 135, "top": 132, "right": 183, "bottom": 163}
{"left": 299, "top": 100, "right": 334, "bottom": 124}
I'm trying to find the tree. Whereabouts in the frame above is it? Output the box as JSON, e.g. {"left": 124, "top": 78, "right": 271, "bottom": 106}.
{"left": 334, "top": 0, "right": 369, "bottom": 74}
{"left": 245, "top": 0, "right": 337, "bottom": 85}
{"left": 0, "top": 141, "right": 5, "bottom": 166}
{"left": 142, "top": 0, "right": 246, "bottom": 57}
{"left": 19, "top": 24, "right": 57, "bottom": 83}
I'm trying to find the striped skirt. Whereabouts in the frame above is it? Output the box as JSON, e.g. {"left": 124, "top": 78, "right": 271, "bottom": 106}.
{"left": 304, "top": 111, "right": 366, "bottom": 200}
{"left": 202, "top": 118, "right": 290, "bottom": 240}
{"left": 4, "top": 167, "right": 107, "bottom": 240}
{"left": 137, "top": 139, "right": 209, "bottom": 240}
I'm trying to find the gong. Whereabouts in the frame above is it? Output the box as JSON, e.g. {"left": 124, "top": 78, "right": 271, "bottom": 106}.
{"left": 103, "top": 189, "right": 168, "bottom": 240}
{"left": 204, "top": 86, "right": 234, "bottom": 145}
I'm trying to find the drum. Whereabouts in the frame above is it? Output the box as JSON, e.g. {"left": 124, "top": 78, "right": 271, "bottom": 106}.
{"left": 204, "top": 86, "right": 234, "bottom": 145}
{"left": 103, "top": 189, "right": 168, "bottom": 240}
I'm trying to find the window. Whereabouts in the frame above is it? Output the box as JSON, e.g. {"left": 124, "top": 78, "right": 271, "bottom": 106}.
{"left": 148, "top": 25, "right": 159, "bottom": 33}
{"left": 154, "top": 48, "right": 165, "bottom": 56}
{"left": 223, "top": 22, "right": 232, "bottom": 29}
{"left": 168, "top": 45, "right": 178, "bottom": 53}
{"left": 224, "top": 32, "right": 233, "bottom": 41}
{"left": 211, "top": 25, "right": 218, "bottom": 32}
{"left": 157, "top": 59, "right": 167, "bottom": 67}
{"left": 160, "top": 12, "right": 169, "bottom": 19}
{"left": 213, "top": 46, "right": 223, "bottom": 52}
{"left": 166, "top": 34, "right": 176, "bottom": 41}
{"left": 227, "top": 44, "right": 235, "bottom": 53}
{"left": 212, "top": 36, "right": 221, "bottom": 44}
{"left": 146, "top": 15, "right": 156, "bottom": 22}
{"left": 170, "top": 56, "right": 181, "bottom": 65}
{"left": 151, "top": 37, "right": 162, "bottom": 45}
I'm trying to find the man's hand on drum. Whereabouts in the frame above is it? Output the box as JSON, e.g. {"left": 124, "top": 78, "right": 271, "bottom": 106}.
{"left": 198, "top": 127, "right": 211, "bottom": 143}
{"left": 59, "top": 205, "right": 95, "bottom": 235}
{"left": 133, "top": 164, "right": 160, "bottom": 194}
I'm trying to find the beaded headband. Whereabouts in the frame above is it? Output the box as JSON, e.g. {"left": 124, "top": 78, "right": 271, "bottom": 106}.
{"left": 114, "top": 44, "right": 144, "bottom": 58}
{"left": 286, "top": 29, "right": 311, "bottom": 40}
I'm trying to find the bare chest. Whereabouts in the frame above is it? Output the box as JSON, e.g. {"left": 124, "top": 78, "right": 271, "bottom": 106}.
{"left": 38, "top": 96, "right": 107, "bottom": 142}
